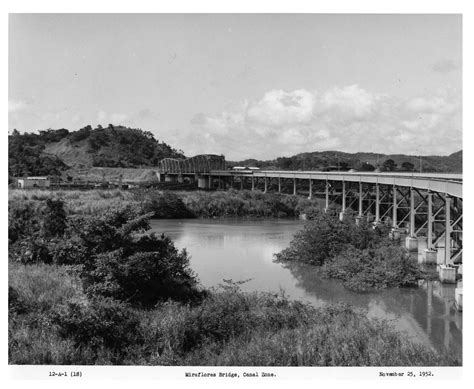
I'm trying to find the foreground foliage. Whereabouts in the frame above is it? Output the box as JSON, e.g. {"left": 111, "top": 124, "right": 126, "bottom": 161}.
{"left": 8, "top": 267, "right": 458, "bottom": 366}
{"left": 9, "top": 191, "right": 454, "bottom": 366}
{"left": 276, "top": 213, "right": 425, "bottom": 291}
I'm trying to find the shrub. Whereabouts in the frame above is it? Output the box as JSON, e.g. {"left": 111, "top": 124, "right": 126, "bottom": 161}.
{"left": 80, "top": 235, "right": 205, "bottom": 306}
{"left": 275, "top": 213, "right": 394, "bottom": 266}
{"left": 142, "top": 191, "right": 194, "bottom": 218}
{"left": 323, "top": 245, "right": 425, "bottom": 292}
{"left": 52, "top": 297, "right": 142, "bottom": 356}
{"left": 40, "top": 199, "right": 67, "bottom": 238}
{"left": 9, "top": 286, "right": 30, "bottom": 316}
{"left": 8, "top": 200, "right": 41, "bottom": 243}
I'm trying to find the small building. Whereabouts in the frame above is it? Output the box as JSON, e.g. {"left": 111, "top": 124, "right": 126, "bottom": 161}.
{"left": 17, "top": 177, "right": 51, "bottom": 189}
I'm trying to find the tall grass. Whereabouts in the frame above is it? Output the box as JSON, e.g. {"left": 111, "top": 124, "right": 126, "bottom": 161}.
{"left": 9, "top": 264, "right": 459, "bottom": 366}
{"left": 9, "top": 188, "right": 326, "bottom": 218}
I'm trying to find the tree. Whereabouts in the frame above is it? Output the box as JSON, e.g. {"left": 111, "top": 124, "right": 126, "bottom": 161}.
{"left": 401, "top": 161, "right": 415, "bottom": 172}
{"left": 359, "top": 162, "right": 375, "bottom": 172}
{"left": 382, "top": 159, "right": 397, "bottom": 171}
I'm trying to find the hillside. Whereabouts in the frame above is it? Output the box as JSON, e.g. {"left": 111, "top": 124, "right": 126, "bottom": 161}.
{"left": 9, "top": 126, "right": 462, "bottom": 179}
{"left": 229, "top": 150, "right": 462, "bottom": 173}
{"left": 9, "top": 125, "right": 184, "bottom": 177}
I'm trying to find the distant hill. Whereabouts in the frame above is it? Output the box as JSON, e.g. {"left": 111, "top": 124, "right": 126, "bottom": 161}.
{"left": 8, "top": 125, "right": 184, "bottom": 177}
{"left": 228, "top": 150, "right": 462, "bottom": 173}
{"left": 9, "top": 125, "right": 462, "bottom": 179}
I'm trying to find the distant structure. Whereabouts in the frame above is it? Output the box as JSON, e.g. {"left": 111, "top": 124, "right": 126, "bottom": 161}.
{"left": 158, "top": 154, "right": 226, "bottom": 188}
{"left": 158, "top": 154, "right": 226, "bottom": 174}
{"left": 17, "top": 177, "right": 51, "bottom": 189}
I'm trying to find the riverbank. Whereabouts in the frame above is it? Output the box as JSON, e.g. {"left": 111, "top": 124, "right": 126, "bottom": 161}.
{"left": 8, "top": 190, "right": 460, "bottom": 365}
{"left": 275, "top": 212, "right": 430, "bottom": 292}
{"left": 9, "top": 188, "right": 327, "bottom": 219}
{"left": 9, "top": 260, "right": 458, "bottom": 366}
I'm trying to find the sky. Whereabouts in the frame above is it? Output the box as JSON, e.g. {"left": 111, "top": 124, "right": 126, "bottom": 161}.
{"left": 9, "top": 14, "right": 462, "bottom": 160}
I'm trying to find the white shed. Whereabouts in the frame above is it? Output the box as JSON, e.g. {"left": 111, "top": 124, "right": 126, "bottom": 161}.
{"left": 17, "top": 177, "right": 51, "bottom": 189}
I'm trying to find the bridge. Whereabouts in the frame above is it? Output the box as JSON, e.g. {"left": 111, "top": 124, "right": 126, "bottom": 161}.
{"left": 158, "top": 155, "right": 462, "bottom": 268}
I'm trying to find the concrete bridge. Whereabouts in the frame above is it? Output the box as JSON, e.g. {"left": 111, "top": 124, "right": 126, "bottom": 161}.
{"left": 158, "top": 155, "right": 462, "bottom": 270}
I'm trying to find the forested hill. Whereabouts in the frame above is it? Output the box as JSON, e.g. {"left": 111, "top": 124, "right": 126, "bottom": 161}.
{"left": 8, "top": 125, "right": 185, "bottom": 177}
{"left": 229, "top": 150, "right": 463, "bottom": 173}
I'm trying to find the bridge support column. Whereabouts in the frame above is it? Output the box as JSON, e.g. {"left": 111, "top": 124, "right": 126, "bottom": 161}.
{"left": 240, "top": 176, "right": 243, "bottom": 190}
{"left": 264, "top": 177, "right": 268, "bottom": 193}
{"left": 355, "top": 181, "right": 363, "bottom": 225}
{"left": 251, "top": 177, "right": 255, "bottom": 191}
{"left": 339, "top": 181, "right": 346, "bottom": 221}
{"left": 405, "top": 187, "right": 418, "bottom": 251}
{"left": 422, "top": 191, "right": 437, "bottom": 264}
{"left": 374, "top": 183, "right": 380, "bottom": 224}
{"left": 293, "top": 178, "right": 297, "bottom": 195}
{"left": 208, "top": 175, "right": 212, "bottom": 189}
{"left": 444, "top": 195, "right": 452, "bottom": 265}
{"left": 392, "top": 185, "right": 397, "bottom": 228}
{"left": 278, "top": 177, "right": 281, "bottom": 194}
{"left": 389, "top": 185, "right": 402, "bottom": 240}
{"left": 324, "top": 181, "right": 330, "bottom": 213}
{"left": 308, "top": 179, "right": 312, "bottom": 199}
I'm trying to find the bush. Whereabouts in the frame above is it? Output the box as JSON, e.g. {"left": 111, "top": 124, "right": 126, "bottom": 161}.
{"left": 179, "top": 285, "right": 312, "bottom": 353}
{"left": 52, "top": 297, "right": 142, "bottom": 356}
{"left": 142, "top": 191, "right": 194, "bottom": 218}
{"left": 275, "top": 213, "right": 393, "bottom": 266}
{"left": 275, "top": 213, "right": 423, "bottom": 291}
{"left": 80, "top": 235, "right": 205, "bottom": 306}
{"left": 323, "top": 244, "right": 424, "bottom": 292}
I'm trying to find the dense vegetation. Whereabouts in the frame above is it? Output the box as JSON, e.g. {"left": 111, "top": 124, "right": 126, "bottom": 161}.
{"left": 230, "top": 150, "right": 462, "bottom": 173}
{"left": 275, "top": 213, "right": 425, "bottom": 292}
{"left": 8, "top": 129, "right": 69, "bottom": 177}
{"left": 9, "top": 188, "right": 327, "bottom": 219}
{"left": 8, "top": 189, "right": 458, "bottom": 365}
{"left": 9, "top": 268, "right": 456, "bottom": 365}
{"left": 8, "top": 125, "right": 184, "bottom": 176}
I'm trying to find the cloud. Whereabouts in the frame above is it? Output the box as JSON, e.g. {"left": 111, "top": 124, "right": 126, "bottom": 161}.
{"left": 9, "top": 99, "right": 27, "bottom": 113}
{"left": 187, "top": 85, "right": 461, "bottom": 159}
{"left": 432, "top": 59, "right": 458, "bottom": 74}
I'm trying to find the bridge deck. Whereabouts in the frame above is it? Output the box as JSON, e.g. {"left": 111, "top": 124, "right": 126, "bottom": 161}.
{"left": 208, "top": 170, "right": 463, "bottom": 198}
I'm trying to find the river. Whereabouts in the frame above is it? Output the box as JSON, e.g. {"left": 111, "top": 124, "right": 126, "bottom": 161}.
{"left": 150, "top": 218, "right": 462, "bottom": 361}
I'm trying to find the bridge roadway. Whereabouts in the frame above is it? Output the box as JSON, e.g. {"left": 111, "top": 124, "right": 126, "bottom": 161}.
{"left": 201, "top": 169, "right": 463, "bottom": 268}
{"left": 160, "top": 168, "right": 462, "bottom": 267}
{"left": 209, "top": 170, "right": 462, "bottom": 199}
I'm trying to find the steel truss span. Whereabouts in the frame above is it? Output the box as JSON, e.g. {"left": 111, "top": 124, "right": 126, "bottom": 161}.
{"left": 159, "top": 154, "right": 225, "bottom": 174}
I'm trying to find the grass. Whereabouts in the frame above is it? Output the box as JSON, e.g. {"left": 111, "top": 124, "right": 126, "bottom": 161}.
{"left": 8, "top": 189, "right": 460, "bottom": 366}
{"left": 9, "top": 188, "right": 327, "bottom": 218}
{"left": 8, "top": 263, "right": 459, "bottom": 366}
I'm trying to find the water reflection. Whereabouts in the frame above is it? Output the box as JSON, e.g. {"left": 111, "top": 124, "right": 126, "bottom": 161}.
{"left": 149, "top": 218, "right": 462, "bottom": 362}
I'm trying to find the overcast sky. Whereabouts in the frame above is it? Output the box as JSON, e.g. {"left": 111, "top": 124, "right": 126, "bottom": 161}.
{"left": 9, "top": 14, "right": 461, "bottom": 159}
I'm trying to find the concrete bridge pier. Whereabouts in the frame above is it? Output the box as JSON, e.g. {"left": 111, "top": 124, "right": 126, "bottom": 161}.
{"left": 251, "top": 177, "right": 255, "bottom": 191}
{"left": 308, "top": 179, "right": 312, "bottom": 199}
{"left": 293, "top": 178, "right": 297, "bottom": 196}
{"left": 324, "top": 181, "right": 330, "bottom": 213}
{"left": 165, "top": 174, "right": 177, "bottom": 183}
{"left": 355, "top": 182, "right": 363, "bottom": 225}
{"left": 264, "top": 177, "right": 268, "bottom": 193}
{"left": 422, "top": 191, "right": 437, "bottom": 264}
{"left": 278, "top": 177, "right": 281, "bottom": 194}
{"left": 374, "top": 183, "right": 380, "bottom": 225}
{"left": 339, "top": 181, "right": 346, "bottom": 221}
{"left": 198, "top": 176, "right": 209, "bottom": 189}
{"left": 405, "top": 187, "right": 418, "bottom": 252}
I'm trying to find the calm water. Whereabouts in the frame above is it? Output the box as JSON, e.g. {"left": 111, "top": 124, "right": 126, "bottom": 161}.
{"left": 150, "top": 218, "right": 462, "bottom": 361}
